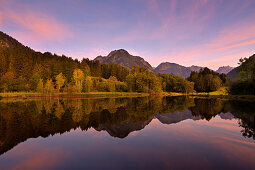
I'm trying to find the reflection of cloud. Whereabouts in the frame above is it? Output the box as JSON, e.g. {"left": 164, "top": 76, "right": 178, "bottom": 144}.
{"left": 12, "top": 148, "right": 66, "bottom": 170}
{"left": 198, "top": 118, "right": 240, "bottom": 131}
{"left": 210, "top": 136, "right": 255, "bottom": 165}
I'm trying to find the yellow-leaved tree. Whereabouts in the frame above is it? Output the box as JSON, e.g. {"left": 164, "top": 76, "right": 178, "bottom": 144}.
{"left": 73, "top": 69, "right": 84, "bottom": 92}
{"left": 56, "top": 73, "right": 66, "bottom": 93}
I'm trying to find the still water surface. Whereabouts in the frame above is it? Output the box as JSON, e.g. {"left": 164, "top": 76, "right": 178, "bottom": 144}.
{"left": 0, "top": 96, "right": 254, "bottom": 170}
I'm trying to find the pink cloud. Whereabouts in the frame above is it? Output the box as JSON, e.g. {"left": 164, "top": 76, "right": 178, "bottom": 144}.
{"left": 217, "top": 39, "right": 255, "bottom": 51}
{"left": 154, "top": 17, "right": 255, "bottom": 69}
{"left": 3, "top": 10, "right": 73, "bottom": 44}
{"left": 0, "top": 11, "right": 2, "bottom": 26}
{"left": 0, "top": 11, "right": 2, "bottom": 27}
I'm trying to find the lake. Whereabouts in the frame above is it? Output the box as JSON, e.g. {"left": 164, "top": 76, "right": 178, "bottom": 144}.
{"left": 0, "top": 96, "right": 254, "bottom": 170}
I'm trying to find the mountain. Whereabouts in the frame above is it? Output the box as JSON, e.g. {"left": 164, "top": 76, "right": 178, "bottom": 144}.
{"left": 94, "top": 49, "right": 153, "bottom": 70}
{"left": 227, "top": 54, "right": 255, "bottom": 80}
{"left": 216, "top": 66, "right": 234, "bottom": 74}
{"left": 0, "top": 31, "right": 24, "bottom": 49}
{"left": 155, "top": 62, "right": 203, "bottom": 78}
{"left": 190, "top": 65, "right": 203, "bottom": 72}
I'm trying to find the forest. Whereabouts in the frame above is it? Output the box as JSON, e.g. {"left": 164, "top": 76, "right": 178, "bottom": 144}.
{"left": 0, "top": 44, "right": 231, "bottom": 94}
{"left": 1, "top": 32, "right": 254, "bottom": 95}
{"left": 0, "top": 40, "right": 197, "bottom": 94}
{"left": 229, "top": 56, "right": 255, "bottom": 95}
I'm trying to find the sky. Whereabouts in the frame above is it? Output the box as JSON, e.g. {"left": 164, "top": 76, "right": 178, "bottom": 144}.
{"left": 0, "top": 0, "right": 255, "bottom": 70}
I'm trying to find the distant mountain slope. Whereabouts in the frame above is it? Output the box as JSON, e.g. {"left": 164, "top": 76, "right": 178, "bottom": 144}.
{"left": 190, "top": 65, "right": 203, "bottom": 72}
{"left": 227, "top": 54, "right": 255, "bottom": 80}
{"left": 94, "top": 49, "right": 153, "bottom": 70}
{"left": 216, "top": 66, "right": 234, "bottom": 74}
{"left": 0, "top": 31, "right": 24, "bottom": 49}
{"left": 155, "top": 62, "right": 203, "bottom": 78}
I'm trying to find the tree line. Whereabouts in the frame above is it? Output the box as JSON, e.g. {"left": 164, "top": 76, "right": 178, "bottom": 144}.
{"left": 229, "top": 55, "right": 255, "bottom": 95}
{"left": 0, "top": 45, "right": 200, "bottom": 93}
{"left": 187, "top": 67, "right": 229, "bottom": 92}
{"left": 0, "top": 31, "right": 232, "bottom": 94}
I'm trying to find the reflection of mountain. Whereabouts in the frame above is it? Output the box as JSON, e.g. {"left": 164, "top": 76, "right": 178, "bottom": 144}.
{"left": 96, "top": 118, "right": 153, "bottom": 138}
{"left": 155, "top": 109, "right": 200, "bottom": 124}
{"left": 0, "top": 97, "right": 254, "bottom": 155}
{"left": 219, "top": 112, "right": 235, "bottom": 120}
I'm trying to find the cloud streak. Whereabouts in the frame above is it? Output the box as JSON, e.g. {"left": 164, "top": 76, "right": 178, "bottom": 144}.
{"left": 1, "top": 0, "right": 254, "bottom": 69}
{"left": 154, "top": 16, "right": 255, "bottom": 69}
{"left": 0, "top": 11, "right": 2, "bottom": 26}
{"left": 5, "top": 11, "right": 73, "bottom": 44}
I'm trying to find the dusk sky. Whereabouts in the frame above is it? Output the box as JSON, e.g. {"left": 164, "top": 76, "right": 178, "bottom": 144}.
{"left": 0, "top": 0, "right": 254, "bottom": 69}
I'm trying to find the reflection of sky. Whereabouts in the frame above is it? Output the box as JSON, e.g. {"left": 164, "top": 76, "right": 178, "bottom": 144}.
{"left": 1, "top": 0, "right": 255, "bottom": 69}
{"left": 1, "top": 116, "right": 255, "bottom": 170}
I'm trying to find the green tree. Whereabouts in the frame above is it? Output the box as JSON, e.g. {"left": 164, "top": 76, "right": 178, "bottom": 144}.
{"left": 188, "top": 68, "right": 224, "bottom": 92}
{"left": 29, "top": 73, "right": 41, "bottom": 91}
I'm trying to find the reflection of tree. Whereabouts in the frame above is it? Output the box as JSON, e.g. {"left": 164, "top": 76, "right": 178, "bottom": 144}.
{"left": 0, "top": 97, "right": 255, "bottom": 156}
{"left": 239, "top": 120, "right": 255, "bottom": 140}
{"left": 54, "top": 100, "right": 64, "bottom": 119}
{"left": 43, "top": 98, "right": 55, "bottom": 114}
{"left": 228, "top": 100, "right": 255, "bottom": 140}
{"left": 82, "top": 99, "right": 92, "bottom": 115}
{"left": 160, "top": 96, "right": 195, "bottom": 114}
{"left": 189, "top": 98, "right": 225, "bottom": 120}
{"left": 71, "top": 99, "right": 83, "bottom": 122}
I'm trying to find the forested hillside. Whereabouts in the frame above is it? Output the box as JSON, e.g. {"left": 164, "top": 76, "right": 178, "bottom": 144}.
{"left": 229, "top": 55, "right": 255, "bottom": 95}
{"left": 0, "top": 31, "right": 194, "bottom": 94}
{"left": 227, "top": 54, "right": 255, "bottom": 80}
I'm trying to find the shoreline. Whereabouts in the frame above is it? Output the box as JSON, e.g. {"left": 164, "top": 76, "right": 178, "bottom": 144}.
{"left": 0, "top": 92, "right": 150, "bottom": 99}
{"left": 0, "top": 92, "right": 255, "bottom": 100}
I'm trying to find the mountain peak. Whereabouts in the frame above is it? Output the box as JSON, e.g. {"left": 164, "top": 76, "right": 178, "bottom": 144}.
{"left": 216, "top": 66, "right": 234, "bottom": 74}
{"left": 94, "top": 49, "right": 153, "bottom": 70}
{"left": 155, "top": 62, "right": 203, "bottom": 78}
{"left": 108, "top": 49, "right": 130, "bottom": 56}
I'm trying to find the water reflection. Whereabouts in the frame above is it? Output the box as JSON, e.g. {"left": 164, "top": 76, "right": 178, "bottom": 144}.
{"left": 0, "top": 96, "right": 254, "bottom": 156}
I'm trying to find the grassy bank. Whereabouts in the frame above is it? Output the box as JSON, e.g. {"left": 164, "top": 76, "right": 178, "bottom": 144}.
{"left": 0, "top": 92, "right": 151, "bottom": 99}
{"left": 1, "top": 89, "right": 255, "bottom": 100}
{"left": 0, "top": 91, "right": 190, "bottom": 99}
{"left": 189, "top": 87, "right": 255, "bottom": 100}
